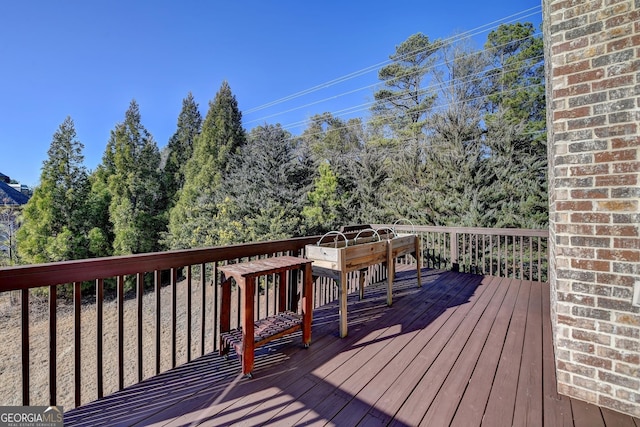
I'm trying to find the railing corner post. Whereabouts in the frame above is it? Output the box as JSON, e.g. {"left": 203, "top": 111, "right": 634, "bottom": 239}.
{"left": 450, "top": 231, "right": 459, "bottom": 272}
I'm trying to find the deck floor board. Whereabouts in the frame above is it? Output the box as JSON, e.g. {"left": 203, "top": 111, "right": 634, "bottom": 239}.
{"left": 64, "top": 268, "right": 640, "bottom": 427}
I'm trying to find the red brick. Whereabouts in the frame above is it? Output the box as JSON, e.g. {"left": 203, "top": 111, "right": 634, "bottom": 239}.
{"left": 596, "top": 200, "right": 637, "bottom": 211}
{"left": 612, "top": 162, "right": 640, "bottom": 173}
{"left": 568, "top": 115, "right": 607, "bottom": 130}
{"left": 592, "top": 74, "right": 635, "bottom": 91}
{"left": 611, "top": 136, "right": 640, "bottom": 148}
{"left": 558, "top": 291, "right": 597, "bottom": 305}
{"left": 597, "top": 248, "right": 640, "bottom": 261}
{"left": 554, "top": 60, "right": 591, "bottom": 77}
{"left": 552, "top": 37, "right": 589, "bottom": 54}
{"left": 598, "top": 371, "right": 640, "bottom": 389}
{"left": 574, "top": 353, "right": 613, "bottom": 369}
{"left": 595, "top": 149, "right": 637, "bottom": 162}
{"left": 597, "top": 273, "right": 635, "bottom": 286}
{"left": 594, "top": 123, "right": 637, "bottom": 137}
{"left": 597, "top": 348, "right": 640, "bottom": 363}
{"left": 553, "top": 83, "right": 591, "bottom": 98}
{"left": 572, "top": 258, "right": 611, "bottom": 271}
{"left": 571, "top": 212, "right": 611, "bottom": 223}
{"left": 571, "top": 188, "right": 609, "bottom": 199}
{"left": 607, "top": 36, "right": 636, "bottom": 52}
{"left": 596, "top": 225, "right": 639, "bottom": 237}
{"left": 558, "top": 314, "right": 597, "bottom": 330}
{"left": 568, "top": 68, "right": 606, "bottom": 85}
{"left": 557, "top": 360, "right": 596, "bottom": 378}
{"left": 616, "top": 313, "right": 640, "bottom": 326}
{"left": 557, "top": 201, "right": 594, "bottom": 211}
{"left": 554, "top": 106, "right": 592, "bottom": 120}
{"left": 595, "top": 174, "right": 637, "bottom": 186}
{"left": 570, "top": 164, "right": 610, "bottom": 176}
{"left": 557, "top": 223, "right": 596, "bottom": 235}
{"left": 606, "top": 10, "right": 640, "bottom": 29}
{"left": 615, "top": 338, "right": 640, "bottom": 352}
{"left": 613, "top": 237, "right": 640, "bottom": 249}
{"left": 559, "top": 247, "right": 596, "bottom": 258}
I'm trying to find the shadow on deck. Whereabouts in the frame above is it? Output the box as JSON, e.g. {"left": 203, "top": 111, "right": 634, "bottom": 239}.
{"left": 65, "top": 268, "right": 640, "bottom": 426}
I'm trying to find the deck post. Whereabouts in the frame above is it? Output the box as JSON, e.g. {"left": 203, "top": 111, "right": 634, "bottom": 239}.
{"left": 450, "top": 231, "right": 459, "bottom": 272}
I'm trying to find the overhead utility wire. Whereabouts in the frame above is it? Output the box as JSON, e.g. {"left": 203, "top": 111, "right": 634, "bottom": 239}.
{"left": 279, "top": 82, "right": 545, "bottom": 143}
{"left": 244, "top": 5, "right": 542, "bottom": 116}
{"left": 245, "top": 30, "right": 543, "bottom": 127}
{"left": 275, "top": 53, "right": 544, "bottom": 132}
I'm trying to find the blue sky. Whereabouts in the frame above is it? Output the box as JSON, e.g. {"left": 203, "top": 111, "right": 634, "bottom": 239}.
{"left": 0, "top": 1, "right": 542, "bottom": 187}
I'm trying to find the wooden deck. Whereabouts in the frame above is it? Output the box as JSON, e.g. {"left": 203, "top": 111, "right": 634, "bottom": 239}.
{"left": 65, "top": 268, "right": 640, "bottom": 426}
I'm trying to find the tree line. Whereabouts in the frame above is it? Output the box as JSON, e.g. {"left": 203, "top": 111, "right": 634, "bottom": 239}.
{"left": 14, "top": 23, "right": 546, "bottom": 266}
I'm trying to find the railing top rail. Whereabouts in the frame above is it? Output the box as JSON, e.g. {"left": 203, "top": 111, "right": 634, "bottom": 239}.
{"left": 0, "top": 235, "right": 320, "bottom": 291}
{"left": 372, "top": 224, "right": 549, "bottom": 238}
{"left": 0, "top": 225, "right": 548, "bottom": 292}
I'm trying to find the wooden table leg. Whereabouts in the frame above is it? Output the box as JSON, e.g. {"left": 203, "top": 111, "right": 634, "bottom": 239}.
{"left": 241, "top": 276, "right": 255, "bottom": 376}
{"left": 219, "top": 276, "right": 232, "bottom": 356}
{"left": 358, "top": 269, "right": 366, "bottom": 300}
{"left": 339, "top": 271, "right": 348, "bottom": 338}
{"left": 387, "top": 244, "right": 394, "bottom": 306}
{"left": 302, "top": 263, "right": 312, "bottom": 346}
{"left": 415, "top": 236, "right": 422, "bottom": 288}
{"left": 278, "top": 271, "right": 287, "bottom": 312}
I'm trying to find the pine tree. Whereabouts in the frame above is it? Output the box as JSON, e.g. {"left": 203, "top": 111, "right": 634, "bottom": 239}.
{"left": 164, "top": 92, "right": 202, "bottom": 203}
{"left": 166, "top": 81, "right": 246, "bottom": 249}
{"left": 370, "top": 33, "right": 441, "bottom": 150}
{"left": 17, "top": 117, "right": 92, "bottom": 263}
{"left": 216, "top": 124, "right": 309, "bottom": 243}
{"left": 99, "top": 100, "right": 164, "bottom": 255}
{"left": 484, "top": 22, "right": 546, "bottom": 153}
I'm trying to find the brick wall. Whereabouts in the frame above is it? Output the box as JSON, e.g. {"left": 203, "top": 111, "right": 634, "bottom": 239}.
{"left": 544, "top": 0, "right": 640, "bottom": 417}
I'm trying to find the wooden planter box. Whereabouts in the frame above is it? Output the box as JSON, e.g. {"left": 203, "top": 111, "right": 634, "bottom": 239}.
{"left": 306, "top": 231, "right": 421, "bottom": 337}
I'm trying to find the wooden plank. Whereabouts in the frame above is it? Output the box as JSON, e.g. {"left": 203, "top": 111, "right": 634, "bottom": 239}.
{"left": 480, "top": 277, "right": 532, "bottom": 426}
{"left": 542, "top": 278, "right": 574, "bottom": 427}
{"left": 229, "top": 271, "right": 461, "bottom": 425}
{"left": 449, "top": 277, "right": 522, "bottom": 427}
{"left": 571, "top": 398, "right": 605, "bottom": 427}
{"left": 66, "top": 274, "right": 616, "bottom": 427}
{"left": 284, "top": 272, "right": 482, "bottom": 426}
{"left": 388, "top": 275, "right": 503, "bottom": 426}
{"left": 512, "top": 280, "right": 544, "bottom": 426}
{"left": 140, "top": 272, "right": 446, "bottom": 425}
{"left": 601, "top": 407, "right": 637, "bottom": 427}
{"left": 358, "top": 274, "right": 494, "bottom": 426}
{"left": 419, "top": 276, "right": 511, "bottom": 426}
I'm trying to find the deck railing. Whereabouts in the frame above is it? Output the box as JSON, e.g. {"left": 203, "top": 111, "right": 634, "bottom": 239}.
{"left": 386, "top": 225, "right": 549, "bottom": 282}
{"left": 0, "top": 225, "right": 548, "bottom": 410}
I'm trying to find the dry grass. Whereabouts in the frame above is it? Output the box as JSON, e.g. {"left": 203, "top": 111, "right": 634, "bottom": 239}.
{"left": 0, "top": 278, "right": 221, "bottom": 410}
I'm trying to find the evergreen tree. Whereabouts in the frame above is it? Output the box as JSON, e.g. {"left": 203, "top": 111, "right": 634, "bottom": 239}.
{"left": 219, "top": 124, "right": 309, "bottom": 243}
{"left": 99, "top": 100, "right": 165, "bottom": 255}
{"left": 17, "top": 117, "right": 92, "bottom": 263}
{"left": 166, "top": 81, "right": 246, "bottom": 249}
{"left": 164, "top": 92, "right": 202, "bottom": 203}
{"left": 422, "top": 40, "right": 490, "bottom": 226}
{"left": 370, "top": 33, "right": 441, "bottom": 151}
{"left": 301, "top": 162, "right": 342, "bottom": 234}
{"left": 484, "top": 22, "right": 546, "bottom": 153}
{"left": 0, "top": 207, "right": 20, "bottom": 266}
{"left": 298, "top": 113, "right": 365, "bottom": 227}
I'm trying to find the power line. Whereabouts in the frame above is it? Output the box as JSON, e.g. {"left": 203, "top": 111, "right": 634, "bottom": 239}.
{"left": 244, "top": 6, "right": 542, "bottom": 121}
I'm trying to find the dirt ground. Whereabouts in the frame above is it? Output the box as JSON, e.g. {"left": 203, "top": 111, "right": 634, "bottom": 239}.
{"left": 0, "top": 278, "right": 222, "bottom": 410}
